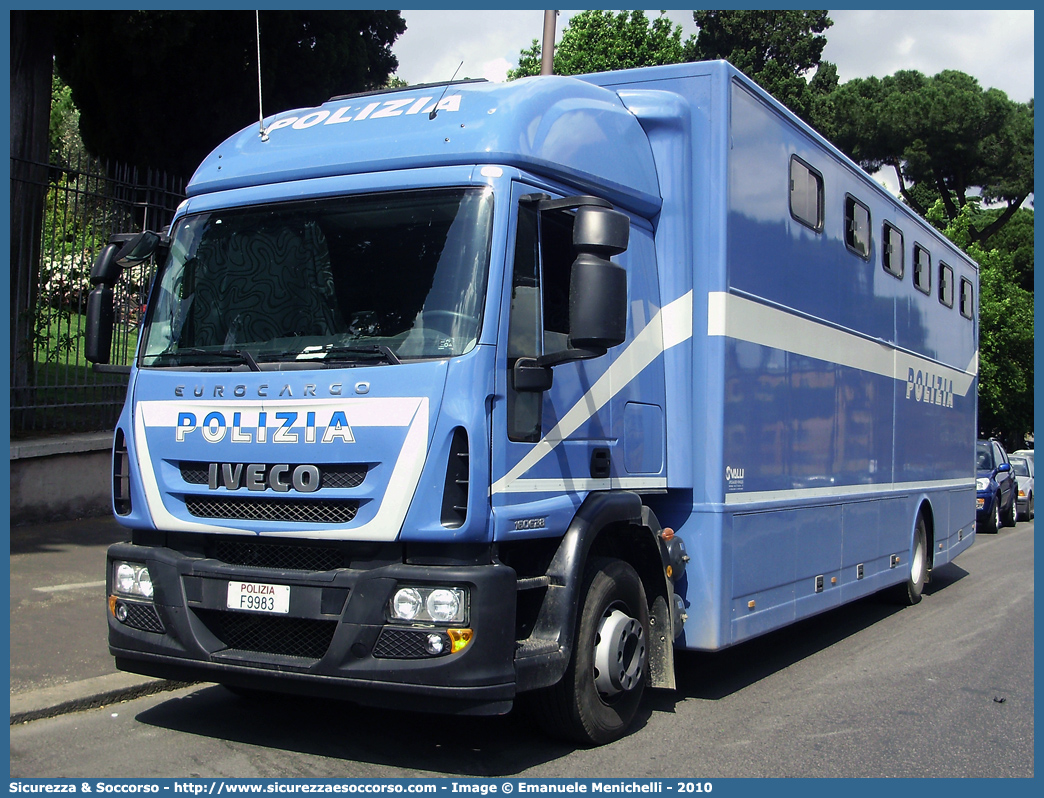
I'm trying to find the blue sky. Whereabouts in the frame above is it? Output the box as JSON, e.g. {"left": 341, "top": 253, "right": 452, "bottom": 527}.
{"left": 392, "top": 9, "right": 1034, "bottom": 103}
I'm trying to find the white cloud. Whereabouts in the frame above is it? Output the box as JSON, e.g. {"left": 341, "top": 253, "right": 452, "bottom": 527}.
{"left": 393, "top": 9, "right": 1032, "bottom": 103}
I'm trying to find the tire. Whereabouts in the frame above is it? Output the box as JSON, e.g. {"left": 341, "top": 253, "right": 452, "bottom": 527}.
{"left": 1029, "top": 493, "right": 1034, "bottom": 521}
{"left": 529, "top": 557, "right": 649, "bottom": 746}
{"left": 888, "top": 515, "right": 928, "bottom": 606}
{"left": 1002, "top": 491, "right": 1017, "bottom": 527}
{"left": 983, "top": 494, "right": 1001, "bottom": 534}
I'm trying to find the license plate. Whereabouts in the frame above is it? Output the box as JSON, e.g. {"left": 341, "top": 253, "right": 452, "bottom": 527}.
{"left": 226, "top": 580, "right": 290, "bottom": 614}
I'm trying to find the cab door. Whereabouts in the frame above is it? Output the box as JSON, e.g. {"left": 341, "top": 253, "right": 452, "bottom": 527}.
{"left": 490, "top": 183, "right": 617, "bottom": 541}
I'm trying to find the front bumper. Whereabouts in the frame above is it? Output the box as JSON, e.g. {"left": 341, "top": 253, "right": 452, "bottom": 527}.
{"left": 975, "top": 491, "right": 995, "bottom": 520}
{"left": 107, "top": 539, "right": 518, "bottom": 715}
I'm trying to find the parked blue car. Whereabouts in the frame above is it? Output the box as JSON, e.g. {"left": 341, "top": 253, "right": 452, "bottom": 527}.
{"left": 976, "top": 439, "right": 1017, "bottom": 533}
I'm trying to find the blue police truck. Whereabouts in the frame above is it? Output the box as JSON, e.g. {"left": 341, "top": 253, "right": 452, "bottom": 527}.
{"left": 87, "top": 61, "right": 978, "bottom": 745}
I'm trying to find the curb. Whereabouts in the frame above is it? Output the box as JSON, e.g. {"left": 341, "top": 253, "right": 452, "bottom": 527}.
{"left": 10, "top": 673, "right": 197, "bottom": 725}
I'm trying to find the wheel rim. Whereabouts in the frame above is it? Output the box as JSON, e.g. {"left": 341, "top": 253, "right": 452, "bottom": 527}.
{"left": 912, "top": 531, "right": 925, "bottom": 584}
{"left": 995, "top": 499, "right": 1001, "bottom": 529}
{"left": 593, "top": 607, "right": 645, "bottom": 698}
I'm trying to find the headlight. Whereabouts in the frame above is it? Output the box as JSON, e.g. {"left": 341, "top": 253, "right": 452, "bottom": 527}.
{"left": 389, "top": 586, "right": 467, "bottom": 624}
{"left": 113, "top": 561, "right": 154, "bottom": 599}
{"left": 976, "top": 478, "right": 990, "bottom": 491}
{"left": 391, "top": 587, "right": 423, "bottom": 621}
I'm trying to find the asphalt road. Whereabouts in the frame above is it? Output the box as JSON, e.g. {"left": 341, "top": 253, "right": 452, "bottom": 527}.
{"left": 10, "top": 519, "right": 1034, "bottom": 778}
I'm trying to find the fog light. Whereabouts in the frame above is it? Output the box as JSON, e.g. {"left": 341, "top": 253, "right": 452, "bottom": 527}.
{"left": 114, "top": 601, "right": 129, "bottom": 623}
{"left": 425, "top": 633, "right": 445, "bottom": 655}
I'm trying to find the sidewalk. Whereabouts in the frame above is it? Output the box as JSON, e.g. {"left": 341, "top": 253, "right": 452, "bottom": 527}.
{"left": 9, "top": 514, "right": 191, "bottom": 724}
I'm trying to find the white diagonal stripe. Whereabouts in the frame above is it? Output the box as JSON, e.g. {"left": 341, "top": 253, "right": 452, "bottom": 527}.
{"left": 491, "top": 292, "right": 692, "bottom": 495}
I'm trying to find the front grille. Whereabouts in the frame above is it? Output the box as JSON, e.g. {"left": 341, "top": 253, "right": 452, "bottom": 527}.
{"left": 180, "top": 462, "right": 366, "bottom": 490}
{"left": 120, "top": 602, "right": 165, "bottom": 634}
{"left": 184, "top": 497, "right": 358, "bottom": 524}
{"left": 373, "top": 627, "right": 450, "bottom": 659}
{"left": 210, "top": 539, "right": 345, "bottom": 571}
{"left": 194, "top": 609, "right": 336, "bottom": 660}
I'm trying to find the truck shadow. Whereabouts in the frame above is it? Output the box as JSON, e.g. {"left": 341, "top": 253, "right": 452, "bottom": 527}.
{"left": 656, "top": 560, "right": 968, "bottom": 706}
{"left": 135, "top": 561, "right": 968, "bottom": 774}
{"left": 9, "top": 514, "right": 127, "bottom": 555}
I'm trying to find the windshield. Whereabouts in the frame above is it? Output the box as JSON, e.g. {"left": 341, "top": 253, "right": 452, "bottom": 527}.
{"left": 1010, "top": 458, "right": 1030, "bottom": 477}
{"left": 976, "top": 441, "right": 995, "bottom": 471}
{"left": 140, "top": 188, "right": 493, "bottom": 368}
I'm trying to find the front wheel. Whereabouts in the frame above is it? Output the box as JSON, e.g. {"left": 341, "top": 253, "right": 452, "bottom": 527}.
{"left": 983, "top": 494, "right": 1001, "bottom": 534}
{"left": 530, "top": 557, "right": 649, "bottom": 746}
{"left": 1002, "top": 491, "right": 1017, "bottom": 527}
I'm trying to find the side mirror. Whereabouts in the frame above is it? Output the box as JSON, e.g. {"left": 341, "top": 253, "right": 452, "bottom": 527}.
{"left": 568, "top": 206, "right": 629, "bottom": 353}
{"left": 89, "top": 242, "right": 123, "bottom": 286}
{"left": 513, "top": 358, "right": 554, "bottom": 392}
{"left": 115, "top": 230, "right": 160, "bottom": 267}
{"left": 997, "top": 463, "right": 1011, "bottom": 474}
{"left": 85, "top": 285, "right": 115, "bottom": 364}
{"left": 569, "top": 255, "right": 627, "bottom": 353}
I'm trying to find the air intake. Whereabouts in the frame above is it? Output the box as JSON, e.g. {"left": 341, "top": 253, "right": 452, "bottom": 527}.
{"left": 113, "top": 428, "right": 131, "bottom": 515}
{"left": 440, "top": 428, "right": 470, "bottom": 528}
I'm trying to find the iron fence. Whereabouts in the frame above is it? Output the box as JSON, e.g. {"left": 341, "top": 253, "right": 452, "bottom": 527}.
{"left": 10, "top": 155, "right": 185, "bottom": 436}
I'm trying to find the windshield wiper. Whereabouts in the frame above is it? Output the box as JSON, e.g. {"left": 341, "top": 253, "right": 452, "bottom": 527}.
{"left": 168, "top": 348, "right": 262, "bottom": 371}
{"left": 316, "top": 344, "right": 401, "bottom": 366}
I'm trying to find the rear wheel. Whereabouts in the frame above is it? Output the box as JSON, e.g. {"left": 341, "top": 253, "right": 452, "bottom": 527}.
{"left": 888, "top": 515, "right": 927, "bottom": 606}
{"left": 530, "top": 557, "right": 649, "bottom": 746}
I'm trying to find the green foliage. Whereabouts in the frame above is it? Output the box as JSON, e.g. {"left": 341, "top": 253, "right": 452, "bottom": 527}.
{"left": 813, "top": 70, "right": 1033, "bottom": 246}
{"left": 685, "top": 10, "right": 837, "bottom": 122}
{"left": 509, "top": 10, "right": 836, "bottom": 125}
{"left": 508, "top": 11, "right": 685, "bottom": 79}
{"left": 930, "top": 202, "right": 1034, "bottom": 446}
{"left": 49, "top": 72, "right": 87, "bottom": 166}
{"left": 52, "top": 11, "right": 406, "bottom": 178}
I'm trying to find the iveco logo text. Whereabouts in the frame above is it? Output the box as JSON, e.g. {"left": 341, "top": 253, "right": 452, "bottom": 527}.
{"left": 208, "top": 463, "right": 320, "bottom": 493}
{"left": 905, "top": 368, "right": 955, "bottom": 409}
{"left": 176, "top": 410, "right": 354, "bottom": 444}
{"left": 263, "top": 95, "right": 463, "bottom": 135}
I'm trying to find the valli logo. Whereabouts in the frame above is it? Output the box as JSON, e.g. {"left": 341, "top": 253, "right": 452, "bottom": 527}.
{"left": 905, "top": 368, "right": 955, "bottom": 409}
{"left": 725, "top": 466, "right": 745, "bottom": 490}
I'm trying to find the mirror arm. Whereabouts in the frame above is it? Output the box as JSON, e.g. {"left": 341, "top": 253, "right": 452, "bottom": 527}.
{"left": 535, "top": 346, "right": 606, "bottom": 368}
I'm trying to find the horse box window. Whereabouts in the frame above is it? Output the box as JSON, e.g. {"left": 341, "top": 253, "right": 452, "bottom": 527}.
{"left": 914, "top": 245, "right": 931, "bottom": 294}
{"left": 789, "top": 156, "right": 823, "bottom": 231}
{"left": 883, "top": 222, "right": 904, "bottom": 278}
{"left": 959, "top": 277, "right": 974, "bottom": 319}
{"left": 939, "top": 263, "right": 955, "bottom": 308}
{"left": 845, "top": 196, "right": 871, "bottom": 259}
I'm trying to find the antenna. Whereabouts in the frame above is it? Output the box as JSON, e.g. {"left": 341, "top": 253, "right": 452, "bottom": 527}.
{"left": 256, "top": 11, "right": 268, "bottom": 141}
{"left": 429, "top": 61, "right": 464, "bottom": 120}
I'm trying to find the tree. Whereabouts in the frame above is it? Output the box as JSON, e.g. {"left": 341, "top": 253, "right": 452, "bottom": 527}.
{"left": 928, "top": 202, "right": 1034, "bottom": 448}
{"left": 51, "top": 10, "right": 406, "bottom": 178}
{"left": 508, "top": 10, "right": 685, "bottom": 79}
{"left": 812, "top": 70, "right": 1033, "bottom": 246}
{"left": 684, "top": 10, "right": 838, "bottom": 122}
